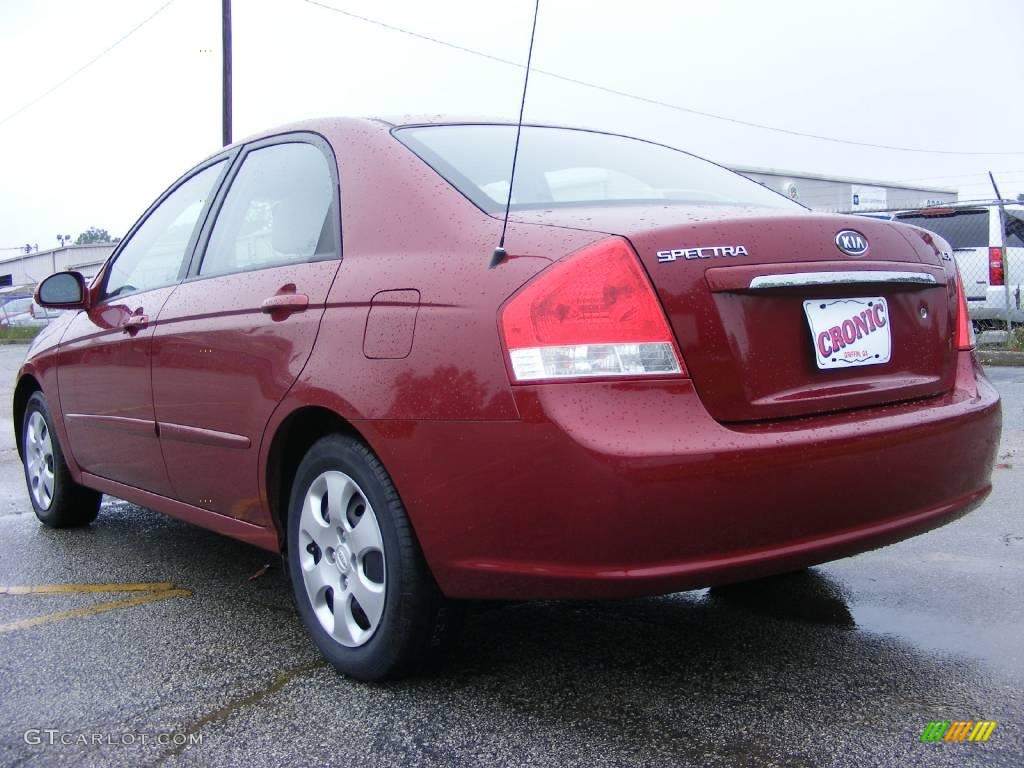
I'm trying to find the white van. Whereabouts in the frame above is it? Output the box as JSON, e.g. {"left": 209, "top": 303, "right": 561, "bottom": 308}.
{"left": 889, "top": 201, "right": 1024, "bottom": 329}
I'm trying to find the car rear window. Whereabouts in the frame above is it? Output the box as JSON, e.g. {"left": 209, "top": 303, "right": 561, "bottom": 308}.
{"left": 895, "top": 210, "right": 989, "bottom": 249}
{"left": 394, "top": 124, "right": 802, "bottom": 213}
{"left": 1005, "top": 209, "right": 1024, "bottom": 248}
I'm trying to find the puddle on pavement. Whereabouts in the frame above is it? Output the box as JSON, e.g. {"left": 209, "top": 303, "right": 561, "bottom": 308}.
{"left": 849, "top": 603, "right": 1023, "bottom": 677}
{"left": 703, "top": 568, "right": 1022, "bottom": 679}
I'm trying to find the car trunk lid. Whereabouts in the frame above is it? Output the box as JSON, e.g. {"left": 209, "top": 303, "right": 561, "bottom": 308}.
{"left": 511, "top": 206, "right": 958, "bottom": 422}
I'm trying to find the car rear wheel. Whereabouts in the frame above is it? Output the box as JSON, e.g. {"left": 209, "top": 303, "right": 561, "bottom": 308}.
{"left": 286, "top": 434, "right": 461, "bottom": 681}
{"left": 22, "top": 392, "right": 101, "bottom": 528}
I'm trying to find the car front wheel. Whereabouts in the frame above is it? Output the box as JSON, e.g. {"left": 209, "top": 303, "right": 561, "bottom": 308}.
{"left": 286, "top": 434, "right": 461, "bottom": 680}
{"left": 22, "top": 391, "right": 101, "bottom": 528}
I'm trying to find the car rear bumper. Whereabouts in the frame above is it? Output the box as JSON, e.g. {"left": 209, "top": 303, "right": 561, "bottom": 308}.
{"left": 365, "top": 352, "right": 1001, "bottom": 600}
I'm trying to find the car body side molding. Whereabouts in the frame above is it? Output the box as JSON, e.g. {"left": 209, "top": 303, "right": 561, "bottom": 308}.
{"left": 63, "top": 414, "right": 156, "bottom": 438}
{"left": 158, "top": 422, "right": 251, "bottom": 449}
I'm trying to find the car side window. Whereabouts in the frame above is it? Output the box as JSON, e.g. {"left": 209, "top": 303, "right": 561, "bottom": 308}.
{"left": 1005, "top": 211, "right": 1024, "bottom": 248}
{"left": 104, "top": 162, "right": 225, "bottom": 300}
{"left": 199, "top": 142, "right": 336, "bottom": 277}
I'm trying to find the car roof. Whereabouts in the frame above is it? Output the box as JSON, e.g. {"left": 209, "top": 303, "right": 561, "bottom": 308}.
{"left": 230, "top": 115, "right": 643, "bottom": 148}
{"left": 371, "top": 114, "right": 513, "bottom": 127}
{"left": 191, "top": 115, "right": 678, "bottom": 170}
{"left": 369, "top": 115, "right": 593, "bottom": 130}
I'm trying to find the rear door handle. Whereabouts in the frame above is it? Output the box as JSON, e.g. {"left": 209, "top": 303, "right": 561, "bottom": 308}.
{"left": 122, "top": 314, "right": 149, "bottom": 334}
{"left": 261, "top": 294, "right": 309, "bottom": 313}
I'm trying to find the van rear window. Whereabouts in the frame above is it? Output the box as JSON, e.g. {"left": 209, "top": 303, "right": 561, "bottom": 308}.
{"left": 1006, "top": 210, "right": 1024, "bottom": 248}
{"left": 895, "top": 210, "right": 988, "bottom": 249}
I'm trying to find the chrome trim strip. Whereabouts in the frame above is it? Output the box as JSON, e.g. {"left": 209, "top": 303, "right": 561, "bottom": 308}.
{"left": 748, "top": 271, "right": 938, "bottom": 290}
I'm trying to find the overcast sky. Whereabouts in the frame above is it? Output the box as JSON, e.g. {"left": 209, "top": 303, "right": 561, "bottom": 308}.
{"left": 2, "top": 0, "right": 1023, "bottom": 251}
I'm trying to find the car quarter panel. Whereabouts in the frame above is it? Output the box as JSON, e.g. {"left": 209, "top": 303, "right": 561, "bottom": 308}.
{"left": 256, "top": 119, "right": 605, "bottom": 540}
{"left": 276, "top": 120, "right": 603, "bottom": 422}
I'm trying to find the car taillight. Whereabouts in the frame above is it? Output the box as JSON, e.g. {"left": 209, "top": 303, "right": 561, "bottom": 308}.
{"left": 955, "top": 268, "right": 975, "bottom": 351}
{"left": 989, "top": 246, "right": 1005, "bottom": 286}
{"left": 500, "top": 236, "right": 686, "bottom": 382}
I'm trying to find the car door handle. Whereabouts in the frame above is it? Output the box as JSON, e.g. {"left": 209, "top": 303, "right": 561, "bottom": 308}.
{"left": 261, "top": 294, "right": 309, "bottom": 313}
{"left": 122, "top": 314, "right": 149, "bottom": 333}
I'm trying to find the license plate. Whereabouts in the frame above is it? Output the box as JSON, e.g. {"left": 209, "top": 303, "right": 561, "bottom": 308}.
{"left": 803, "top": 297, "right": 891, "bottom": 370}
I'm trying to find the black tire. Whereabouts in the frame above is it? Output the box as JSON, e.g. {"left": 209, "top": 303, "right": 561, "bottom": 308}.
{"left": 22, "top": 391, "right": 101, "bottom": 528}
{"left": 286, "top": 434, "right": 462, "bottom": 681}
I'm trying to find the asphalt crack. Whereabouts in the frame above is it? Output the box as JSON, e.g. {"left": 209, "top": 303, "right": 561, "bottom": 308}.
{"left": 149, "top": 660, "right": 327, "bottom": 766}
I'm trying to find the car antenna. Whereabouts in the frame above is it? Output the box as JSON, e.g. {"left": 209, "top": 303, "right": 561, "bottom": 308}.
{"left": 490, "top": 0, "right": 541, "bottom": 269}
{"left": 987, "top": 170, "right": 1003, "bottom": 202}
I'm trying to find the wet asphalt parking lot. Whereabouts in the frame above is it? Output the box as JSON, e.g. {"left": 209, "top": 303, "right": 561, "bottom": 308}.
{"left": 0, "top": 343, "right": 1020, "bottom": 767}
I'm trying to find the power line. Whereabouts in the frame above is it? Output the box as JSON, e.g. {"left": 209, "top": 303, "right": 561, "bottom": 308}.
{"left": 0, "top": 0, "right": 178, "bottom": 129}
{"left": 300, "top": 0, "right": 1024, "bottom": 157}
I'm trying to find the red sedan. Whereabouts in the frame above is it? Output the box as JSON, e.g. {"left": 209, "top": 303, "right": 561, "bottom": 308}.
{"left": 16, "top": 118, "right": 1001, "bottom": 680}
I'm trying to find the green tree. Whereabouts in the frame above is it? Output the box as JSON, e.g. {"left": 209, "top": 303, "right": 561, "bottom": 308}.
{"left": 75, "top": 227, "right": 116, "bottom": 245}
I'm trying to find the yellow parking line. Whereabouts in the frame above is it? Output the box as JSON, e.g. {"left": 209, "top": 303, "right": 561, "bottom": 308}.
{"left": 0, "top": 583, "right": 176, "bottom": 595}
{"left": 0, "top": 583, "right": 191, "bottom": 635}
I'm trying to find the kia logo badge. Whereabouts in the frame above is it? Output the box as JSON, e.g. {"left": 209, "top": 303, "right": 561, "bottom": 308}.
{"left": 835, "top": 230, "right": 869, "bottom": 257}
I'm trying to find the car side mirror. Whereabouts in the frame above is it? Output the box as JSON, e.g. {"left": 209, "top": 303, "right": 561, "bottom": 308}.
{"left": 36, "top": 271, "right": 88, "bottom": 310}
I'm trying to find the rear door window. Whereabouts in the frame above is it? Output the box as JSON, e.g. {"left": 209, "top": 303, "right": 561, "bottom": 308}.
{"left": 198, "top": 142, "right": 336, "bottom": 277}
{"left": 895, "top": 210, "right": 989, "bottom": 250}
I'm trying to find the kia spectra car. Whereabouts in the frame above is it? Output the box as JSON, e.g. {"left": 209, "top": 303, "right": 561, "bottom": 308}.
{"left": 16, "top": 118, "right": 1001, "bottom": 680}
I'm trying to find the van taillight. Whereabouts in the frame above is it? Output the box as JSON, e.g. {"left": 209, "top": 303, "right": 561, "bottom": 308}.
{"left": 500, "top": 236, "right": 686, "bottom": 382}
{"left": 989, "top": 247, "right": 1005, "bottom": 286}
{"left": 955, "top": 269, "right": 975, "bottom": 351}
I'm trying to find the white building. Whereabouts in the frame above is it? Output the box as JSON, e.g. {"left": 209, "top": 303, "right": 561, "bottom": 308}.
{"left": 732, "top": 166, "right": 957, "bottom": 213}
{"left": 0, "top": 243, "right": 113, "bottom": 290}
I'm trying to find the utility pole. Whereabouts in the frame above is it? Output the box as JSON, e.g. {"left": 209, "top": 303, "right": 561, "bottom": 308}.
{"left": 222, "top": 0, "right": 232, "bottom": 146}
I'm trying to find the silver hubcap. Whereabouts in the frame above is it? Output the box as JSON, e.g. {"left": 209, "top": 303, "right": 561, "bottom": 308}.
{"left": 298, "top": 471, "right": 386, "bottom": 647}
{"left": 25, "top": 411, "right": 55, "bottom": 510}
